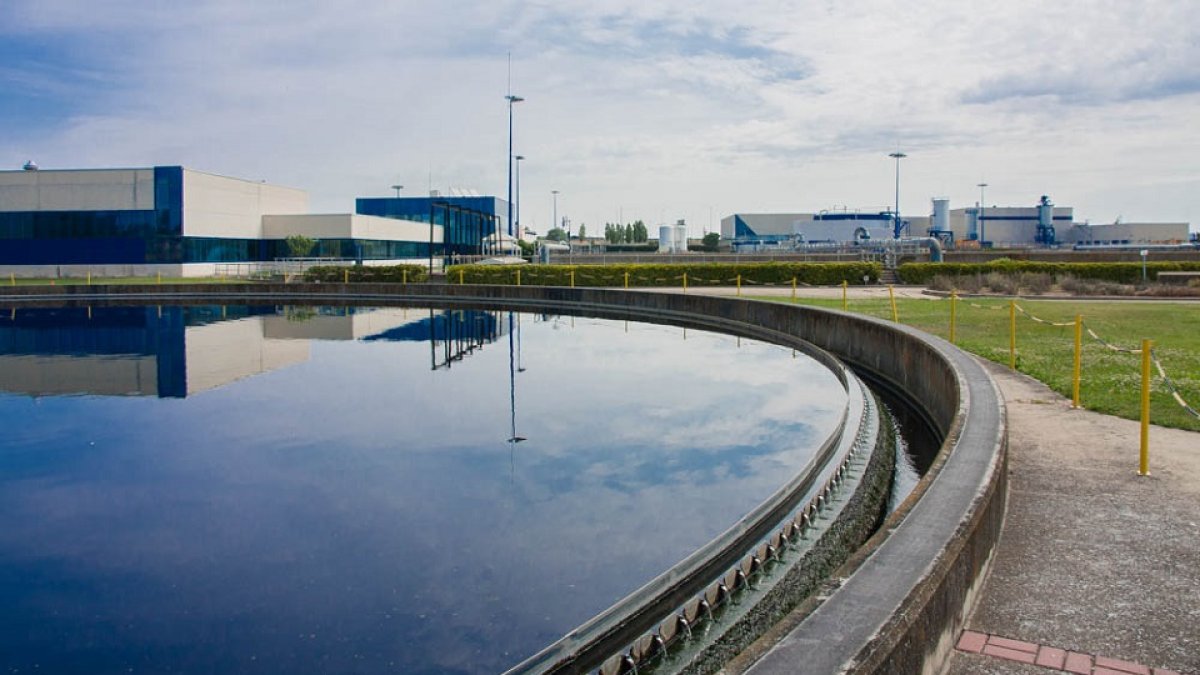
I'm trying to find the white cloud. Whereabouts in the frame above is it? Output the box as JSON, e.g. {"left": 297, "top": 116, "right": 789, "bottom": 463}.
{"left": 1, "top": 0, "right": 1196, "bottom": 230}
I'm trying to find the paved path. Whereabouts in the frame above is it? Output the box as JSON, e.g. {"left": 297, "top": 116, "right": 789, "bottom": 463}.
{"left": 946, "top": 361, "right": 1200, "bottom": 675}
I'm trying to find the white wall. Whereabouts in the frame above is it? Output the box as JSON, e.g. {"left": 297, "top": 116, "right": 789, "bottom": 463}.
{"left": 261, "top": 213, "right": 442, "bottom": 243}
{"left": 182, "top": 169, "right": 308, "bottom": 238}
{"left": 0, "top": 168, "right": 155, "bottom": 212}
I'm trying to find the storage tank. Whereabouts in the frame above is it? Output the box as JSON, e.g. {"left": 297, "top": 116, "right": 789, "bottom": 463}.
{"left": 1036, "top": 195, "right": 1056, "bottom": 245}
{"left": 931, "top": 198, "right": 950, "bottom": 232}
{"left": 659, "top": 225, "right": 674, "bottom": 253}
{"left": 674, "top": 220, "right": 688, "bottom": 253}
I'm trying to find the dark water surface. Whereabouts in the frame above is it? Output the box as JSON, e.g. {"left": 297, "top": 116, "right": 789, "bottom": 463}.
{"left": 0, "top": 305, "right": 846, "bottom": 674}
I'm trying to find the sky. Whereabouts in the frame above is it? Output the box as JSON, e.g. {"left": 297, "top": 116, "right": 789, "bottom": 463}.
{"left": 2, "top": 0, "right": 1198, "bottom": 236}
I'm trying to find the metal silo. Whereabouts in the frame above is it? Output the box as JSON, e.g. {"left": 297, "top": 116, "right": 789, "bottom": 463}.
{"left": 659, "top": 225, "right": 674, "bottom": 253}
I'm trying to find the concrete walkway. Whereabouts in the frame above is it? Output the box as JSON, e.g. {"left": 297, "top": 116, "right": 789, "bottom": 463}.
{"left": 946, "top": 361, "right": 1199, "bottom": 675}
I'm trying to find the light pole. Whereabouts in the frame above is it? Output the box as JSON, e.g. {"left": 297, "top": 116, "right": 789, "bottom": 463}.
{"left": 888, "top": 152, "right": 907, "bottom": 238}
{"left": 977, "top": 182, "right": 988, "bottom": 245}
{"left": 514, "top": 155, "right": 524, "bottom": 245}
{"left": 505, "top": 94, "right": 524, "bottom": 238}
{"left": 391, "top": 184, "right": 403, "bottom": 198}
{"left": 552, "top": 189, "right": 560, "bottom": 240}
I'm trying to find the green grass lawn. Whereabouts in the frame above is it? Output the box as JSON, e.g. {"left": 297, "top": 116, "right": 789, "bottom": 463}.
{"left": 756, "top": 295, "right": 1200, "bottom": 433}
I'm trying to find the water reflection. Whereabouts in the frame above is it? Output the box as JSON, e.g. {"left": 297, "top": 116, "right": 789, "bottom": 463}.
{"left": 0, "top": 305, "right": 846, "bottom": 674}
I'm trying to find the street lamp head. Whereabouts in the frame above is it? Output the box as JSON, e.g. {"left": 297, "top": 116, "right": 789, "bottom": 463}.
{"left": 515, "top": 155, "right": 524, "bottom": 161}
{"left": 889, "top": 152, "right": 907, "bottom": 159}
{"left": 507, "top": 95, "right": 524, "bottom": 103}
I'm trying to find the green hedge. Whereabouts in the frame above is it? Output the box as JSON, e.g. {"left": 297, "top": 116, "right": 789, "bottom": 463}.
{"left": 445, "top": 262, "right": 881, "bottom": 287}
{"left": 897, "top": 260, "right": 1200, "bottom": 285}
{"left": 303, "top": 264, "right": 429, "bottom": 283}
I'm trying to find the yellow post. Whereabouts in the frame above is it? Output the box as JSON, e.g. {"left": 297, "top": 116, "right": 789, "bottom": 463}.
{"left": 841, "top": 280, "right": 848, "bottom": 311}
{"left": 888, "top": 284, "right": 898, "bottom": 322}
{"left": 458, "top": 269, "right": 464, "bottom": 285}
{"left": 515, "top": 269, "right": 521, "bottom": 287}
{"left": 1139, "top": 339, "right": 1152, "bottom": 476}
{"left": 624, "top": 271, "right": 629, "bottom": 289}
{"left": 344, "top": 269, "right": 349, "bottom": 284}
{"left": 87, "top": 271, "right": 92, "bottom": 285}
{"left": 1072, "top": 315, "right": 1083, "bottom": 408}
{"left": 570, "top": 269, "right": 575, "bottom": 288}
{"left": 683, "top": 272, "right": 688, "bottom": 293}
{"left": 9, "top": 273, "right": 14, "bottom": 286}
{"left": 949, "top": 290, "right": 957, "bottom": 344}
{"left": 791, "top": 277, "right": 797, "bottom": 302}
{"left": 157, "top": 271, "right": 162, "bottom": 284}
{"left": 1009, "top": 300, "right": 1016, "bottom": 369}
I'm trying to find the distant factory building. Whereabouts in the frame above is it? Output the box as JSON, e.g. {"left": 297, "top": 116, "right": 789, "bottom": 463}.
{"left": 723, "top": 195, "right": 1190, "bottom": 250}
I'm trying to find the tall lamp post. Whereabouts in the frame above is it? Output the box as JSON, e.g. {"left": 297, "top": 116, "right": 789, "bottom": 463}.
{"left": 391, "top": 184, "right": 403, "bottom": 198}
{"left": 514, "top": 155, "right": 525, "bottom": 246}
{"left": 551, "top": 189, "right": 560, "bottom": 239}
{"left": 888, "top": 151, "right": 907, "bottom": 238}
{"left": 977, "top": 182, "right": 988, "bottom": 245}
{"left": 505, "top": 94, "right": 524, "bottom": 238}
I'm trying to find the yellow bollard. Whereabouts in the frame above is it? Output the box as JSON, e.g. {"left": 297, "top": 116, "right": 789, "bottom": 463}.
{"left": 624, "top": 271, "right": 629, "bottom": 289}
{"left": 570, "top": 269, "right": 575, "bottom": 288}
{"left": 458, "top": 269, "right": 464, "bottom": 285}
{"left": 841, "top": 280, "right": 848, "bottom": 311}
{"left": 87, "top": 271, "right": 92, "bottom": 285}
{"left": 1072, "top": 315, "right": 1083, "bottom": 408}
{"left": 1139, "top": 339, "right": 1152, "bottom": 476}
{"left": 156, "top": 271, "right": 161, "bottom": 284}
{"left": 949, "top": 290, "right": 957, "bottom": 344}
{"left": 791, "top": 277, "right": 797, "bottom": 303}
{"left": 1009, "top": 300, "right": 1017, "bottom": 369}
{"left": 9, "top": 273, "right": 14, "bottom": 286}
{"left": 736, "top": 274, "right": 742, "bottom": 296}
{"left": 683, "top": 272, "right": 688, "bottom": 293}
{"left": 888, "top": 284, "right": 898, "bottom": 322}
{"left": 344, "top": 269, "right": 349, "bottom": 284}
{"left": 516, "top": 269, "right": 521, "bottom": 287}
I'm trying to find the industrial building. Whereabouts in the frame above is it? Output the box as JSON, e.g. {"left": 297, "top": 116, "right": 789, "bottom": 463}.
{"left": 0, "top": 165, "right": 514, "bottom": 277}
{"left": 723, "top": 195, "right": 1191, "bottom": 251}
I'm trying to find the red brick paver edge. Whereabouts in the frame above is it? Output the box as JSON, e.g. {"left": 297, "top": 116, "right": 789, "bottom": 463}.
{"left": 955, "top": 630, "right": 1182, "bottom": 675}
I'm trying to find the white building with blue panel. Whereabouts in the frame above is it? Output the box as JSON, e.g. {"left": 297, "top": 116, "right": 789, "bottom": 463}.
{"left": 0, "top": 165, "right": 444, "bottom": 277}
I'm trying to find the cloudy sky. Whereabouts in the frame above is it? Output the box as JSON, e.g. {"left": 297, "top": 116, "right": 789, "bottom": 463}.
{"left": 2, "top": 1, "right": 1197, "bottom": 235}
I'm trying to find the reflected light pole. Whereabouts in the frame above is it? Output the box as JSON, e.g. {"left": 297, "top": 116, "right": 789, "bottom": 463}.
{"left": 888, "top": 151, "right": 906, "bottom": 238}
{"left": 514, "top": 155, "right": 524, "bottom": 244}
{"left": 977, "top": 182, "right": 988, "bottom": 244}
{"left": 506, "top": 94, "right": 524, "bottom": 237}
{"left": 391, "top": 184, "right": 403, "bottom": 198}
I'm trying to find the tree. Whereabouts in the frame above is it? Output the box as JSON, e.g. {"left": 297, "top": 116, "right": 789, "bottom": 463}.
{"left": 546, "top": 227, "right": 568, "bottom": 242}
{"left": 286, "top": 234, "right": 317, "bottom": 258}
{"left": 624, "top": 223, "right": 633, "bottom": 243}
{"left": 702, "top": 232, "right": 720, "bottom": 252}
{"left": 632, "top": 220, "right": 648, "bottom": 243}
{"left": 578, "top": 224, "right": 587, "bottom": 240}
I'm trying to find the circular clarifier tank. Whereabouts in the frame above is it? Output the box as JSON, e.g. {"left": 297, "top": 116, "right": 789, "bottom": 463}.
{"left": 0, "top": 304, "right": 851, "bottom": 674}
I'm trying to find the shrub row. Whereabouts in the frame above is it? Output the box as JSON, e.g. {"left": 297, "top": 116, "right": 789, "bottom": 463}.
{"left": 304, "top": 264, "right": 429, "bottom": 283}
{"left": 898, "top": 260, "right": 1200, "bottom": 285}
{"left": 445, "top": 262, "right": 881, "bottom": 287}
